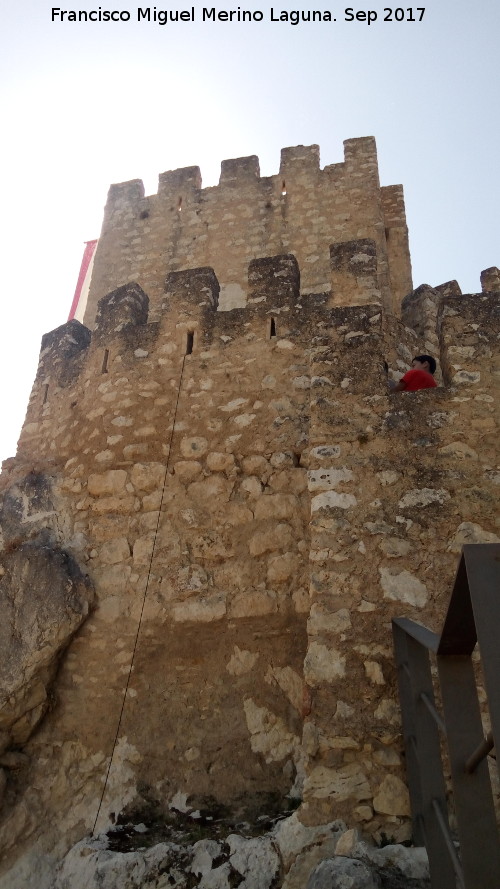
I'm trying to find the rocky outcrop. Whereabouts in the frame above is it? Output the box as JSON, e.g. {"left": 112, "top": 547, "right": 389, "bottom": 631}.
{"left": 0, "top": 540, "right": 94, "bottom": 756}
{"left": 46, "top": 814, "right": 430, "bottom": 889}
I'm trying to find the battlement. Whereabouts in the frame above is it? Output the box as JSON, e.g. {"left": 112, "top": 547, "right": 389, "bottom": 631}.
{"left": 19, "top": 254, "right": 500, "bottom": 466}
{"left": 83, "top": 137, "right": 413, "bottom": 327}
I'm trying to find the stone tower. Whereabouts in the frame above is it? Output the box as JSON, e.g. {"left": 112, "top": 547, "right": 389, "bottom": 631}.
{"left": 0, "top": 137, "right": 498, "bottom": 885}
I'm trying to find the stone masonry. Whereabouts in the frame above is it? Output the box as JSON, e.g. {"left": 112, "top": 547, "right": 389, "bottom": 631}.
{"left": 0, "top": 138, "right": 498, "bottom": 884}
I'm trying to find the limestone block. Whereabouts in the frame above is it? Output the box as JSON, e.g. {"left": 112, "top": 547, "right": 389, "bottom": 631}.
{"left": 271, "top": 469, "right": 308, "bottom": 495}
{"left": 130, "top": 462, "right": 165, "bottom": 491}
{"left": 91, "top": 495, "right": 137, "bottom": 515}
{"left": 373, "top": 747, "right": 400, "bottom": 766}
{"left": 87, "top": 470, "right": 128, "bottom": 497}
{"left": 481, "top": 266, "right": 500, "bottom": 292}
{"left": 171, "top": 592, "right": 226, "bottom": 623}
{"left": 292, "top": 375, "right": 311, "bottom": 390}
{"left": 311, "top": 492, "right": 357, "bottom": 512}
{"left": 307, "top": 857, "right": 377, "bottom": 889}
{"left": 164, "top": 266, "right": 219, "bottom": 310}
{"left": 142, "top": 490, "right": 162, "bottom": 511}
{"left": 304, "top": 764, "right": 370, "bottom": 802}
{"left": 307, "top": 605, "right": 351, "bottom": 636}
{"left": 111, "top": 415, "right": 133, "bottom": 427}
{"left": 222, "top": 504, "right": 254, "bottom": 526}
{"left": 242, "top": 456, "right": 270, "bottom": 478}
{"left": 227, "top": 835, "right": 280, "bottom": 889}
{"left": 364, "top": 661, "right": 385, "bottom": 685}
{"left": 132, "top": 534, "right": 155, "bottom": 566}
{"left": 248, "top": 254, "right": 300, "bottom": 304}
{"left": 304, "top": 642, "right": 346, "bottom": 685}
{"left": 177, "top": 564, "right": 209, "bottom": 592}
{"left": 266, "top": 666, "right": 304, "bottom": 713}
{"left": 229, "top": 589, "right": 278, "bottom": 618}
{"left": 378, "top": 538, "right": 411, "bottom": 558}
{"left": 0, "top": 542, "right": 94, "bottom": 745}
{"left": 191, "top": 838, "right": 223, "bottom": 877}
{"left": 375, "top": 471, "right": 400, "bottom": 487}
{"left": 398, "top": 488, "right": 450, "bottom": 509}
{"left": 187, "top": 475, "right": 234, "bottom": 507}
{"left": 206, "top": 452, "right": 235, "bottom": 473}
{"left": 452, "top": 370, "right": 481, "bottom": 385}
{"left": 368, "top": 844, "right": 429, "bottom": 880}
{"left": 180, "top": 436, "right": 209, "bottom": 458}
{"left": 219, "top": 397, "right": 249, "bottom": 412}
{"left": 310, "top": 446, "right": 341, "bottom": 462}
{"left": 373, "top": 775, "right": 410, "bottom": 817}
{"left": 374, "top": 698, "right": 401, "bottom": 725}
{"left": 240, "top": 476, "right": 263, "bottom": 497}
{"left": 226, "top": 647, "right": 259, "bottom": 676}
{"left": 438, "top": 441, "right": 479, "bottom": 459}
{"left": 266, "top": 552, "right": 299, "bottom": 583}
{"left": 249, "top": 523, "right": 294, "bottom": 556}
{"left": 243, "top": 698, "right": 299, "bottom": 763}
{"left": 334, "top": 828, "right": 361, "bottom": 857}
{"left": 191, "top": 531, "right": 233, "bottom": 562}
{"left": 448, "top": 521, "right": 500, "bottom": 552}
{"left": 54, "top": 838, "right": 193, "bottom": 889}
{"left": 307, "top": 467, "right": 353, "bottom": 492}
{"left": 98, "top": 537, "right": 130, "bottom": 565}
{"left": 92, "top": 564, "right": 132, "bottom": 596}
{"left": 272, "top": 811, "right": 346, "bottom": 872}
{"left": 232, "top": 413, "right": 256, "bottom": 428}
{"left": 94, "top": 282, "right": 149, "bottom": 332}
{"left": 89, "top": 516, "right": 131, "bottom": 542}
{"left": 174, "top": 461, "right": 203, "bottom": 483}
{"left": 379, "top": 567, "right": 428, "bottom": 608}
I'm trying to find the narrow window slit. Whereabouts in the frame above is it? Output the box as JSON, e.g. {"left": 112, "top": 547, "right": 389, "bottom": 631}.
{"left": 186, "top": 331, "right": 194, "bottom": 355}
{"left": 281, "top": 180, "right": 287, "bottom": 196}
{"left": 270, "top": 318, "right": 277, "bottom": 338}
{"left": 42, "top": 384, "right": 49, "bottom": 405}
{"left": 292, "top": 452, "right": 301, "bottom": 467}
{"left": 178, "top": 197, "right": 183, "bottom": 212}
{"left": 101, "top": 349, "right": 109, "bottom": 373}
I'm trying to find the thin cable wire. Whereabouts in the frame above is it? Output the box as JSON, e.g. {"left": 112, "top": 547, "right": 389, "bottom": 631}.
{"left": 92, "top": 354, "right": 187, "bottom": 834}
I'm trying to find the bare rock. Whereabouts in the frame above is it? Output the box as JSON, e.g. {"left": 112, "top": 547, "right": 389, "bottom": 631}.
{"left": 0, "top": 542, "right": 94, "bottom": 745}
{"left": 307, "top": 857, "right": 377, "bottom": 889}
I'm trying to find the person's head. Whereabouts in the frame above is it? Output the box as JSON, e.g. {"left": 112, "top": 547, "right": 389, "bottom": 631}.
{"left": 412, "top": 354, "right": 436, "bottom": 375}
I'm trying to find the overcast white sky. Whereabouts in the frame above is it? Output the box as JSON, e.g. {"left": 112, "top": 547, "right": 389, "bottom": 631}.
{"left": 0, "top": 0, "right": 498, "bottom": 463}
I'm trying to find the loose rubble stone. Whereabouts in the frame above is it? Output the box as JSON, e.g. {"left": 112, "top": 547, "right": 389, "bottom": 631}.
{"left": 307, "top": 857, "right": 377, "bottom": 889}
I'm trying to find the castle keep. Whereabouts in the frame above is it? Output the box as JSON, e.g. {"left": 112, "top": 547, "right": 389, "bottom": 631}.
{"left": 0, "top": 137, "right": 498, "bottom": 885}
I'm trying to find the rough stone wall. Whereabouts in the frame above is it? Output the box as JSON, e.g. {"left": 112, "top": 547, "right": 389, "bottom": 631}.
{"left": 83, "top": 138, "right": 412, "bottom": 323}
{"left": 0, "top": 141, "right": 498, "bottom": 884}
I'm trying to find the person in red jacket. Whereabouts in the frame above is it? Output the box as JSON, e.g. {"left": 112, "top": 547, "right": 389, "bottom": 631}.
{"left": 390, "top": 355, "right": 437, "bottom": 392}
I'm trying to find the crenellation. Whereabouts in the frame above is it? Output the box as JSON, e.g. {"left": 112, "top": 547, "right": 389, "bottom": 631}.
{"left": 83, "top": 138, "right": 412, "bottom": 326}
{"left": 220, "top": 154, "right": 260, "bottom": 184}
{"left": 330, "top": 239, "right": 380, "bottom": 307}
{"left": 157, "top": 164, "right": 202, "bottom": 197}
{"left": 104, "top": 178, "right": 145, "bottom": 221}
{"left": 481, "top": 265, "right": 500, "bottom": 292}
{"left": 94, "top": 282, "right": 149, "bottom": 334}
{"left": 248, "top": 254, "right": 300, "bottom": 305}
{"left": 279, "top": 144, "right": 320, "bottom": 175}
{"left": 400, "top": 283, "right": 441, "bottom": 376}
{"left": 434, "top": 279, "right": 462, "bottom": 298}
{"left": 164, "top": 266, "right": 220, "bottom": 311}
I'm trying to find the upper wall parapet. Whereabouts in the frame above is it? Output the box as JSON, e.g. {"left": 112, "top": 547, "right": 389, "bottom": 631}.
{"left": 84, "top": 137, "right": 413, "bottom": 328}
{"left": 104, "top": 139, "right": 380, "bottom": 217}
